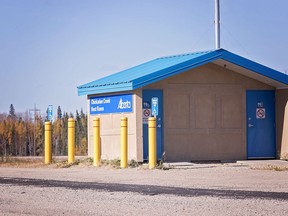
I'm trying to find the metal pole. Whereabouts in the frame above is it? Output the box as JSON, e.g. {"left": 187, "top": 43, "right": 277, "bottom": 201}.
{"left": 93, "top": 117, "right": 101, "bottom": 166}
{"left": 120, "top": 117, "right": 128, "bottom": 168}
{"left": 215, "top": 0, "right": 220, "bottom": 49}
{"left": 29, "top": 104, "right": 40, "bottom": 156}
{"left": 68, "top": 118, "right": 75, "bottom": 164}
{"left": 148, "top": 117, "right": 157, "bottom": 169}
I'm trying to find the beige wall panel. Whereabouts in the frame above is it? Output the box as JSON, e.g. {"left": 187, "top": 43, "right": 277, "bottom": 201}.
{"left": 276, "top": 89, "right": 288, "bottom": 159}
{"left": 87, "top": 92, "right": 142, "bottom": 161}
{"left": 221, "top": 94, "right": 242, "bottom": 129}
{"left": 215, "top": 134, "right": 245, "bottom": 159}
{"left": 195, "top": 92, "right": 216, "bottom": 129}
{"left": 134, "top": 90, "right": 144, "bottom": 161}
{"left": 165, "top": 133, "right": 244, "bottom": 161}
{"left": 166, "top": 94, "right": 190, "bottom": 129}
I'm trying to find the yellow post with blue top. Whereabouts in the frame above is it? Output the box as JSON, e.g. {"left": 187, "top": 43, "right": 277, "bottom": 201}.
{"left": 44, "top": 121, "right": 52, "bottom": 164}
{"left": 68, "top": 118, "right": 75, "bottom": 164}
{"left": 121, "top": 117, "right": 128, "bottom": 168}
{"left": 148, "top": 117, "right": 157, "bottom": 169}
{"left": 93, "top": 117, "right": 101, "bottom": 166}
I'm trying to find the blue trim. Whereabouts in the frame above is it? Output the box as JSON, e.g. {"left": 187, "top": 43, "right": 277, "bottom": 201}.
{"left": 221, "top": 50, "right": 288, "bottom": 85}
{"left": 78, "top": 49, "right": 288, "bottom": 96}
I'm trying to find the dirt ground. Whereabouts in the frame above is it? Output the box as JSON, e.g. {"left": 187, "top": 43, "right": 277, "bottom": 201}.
{"left": 0, "top": 159, "right": 288, "bottom": 215}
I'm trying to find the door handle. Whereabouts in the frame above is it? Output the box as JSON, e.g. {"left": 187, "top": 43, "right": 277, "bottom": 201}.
{"left": 248, "top": 124, "right": 254, "bottom": 128}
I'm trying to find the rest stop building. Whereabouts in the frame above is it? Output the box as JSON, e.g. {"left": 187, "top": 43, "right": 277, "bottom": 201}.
{"left": 78, "top": 49, "right": 288, "bottom": 162}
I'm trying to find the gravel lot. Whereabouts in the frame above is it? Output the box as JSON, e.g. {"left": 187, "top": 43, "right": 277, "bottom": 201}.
{"left": 0, "top": 161, "right": 288, "bottom": 215}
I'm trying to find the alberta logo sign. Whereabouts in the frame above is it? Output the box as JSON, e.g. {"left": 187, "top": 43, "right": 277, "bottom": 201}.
{"left": 90, "top": 94, "right": 133, "bottom": 114}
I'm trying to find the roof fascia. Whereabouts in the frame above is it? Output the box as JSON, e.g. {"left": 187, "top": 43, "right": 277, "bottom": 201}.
{"left": 77, "top": 82, "right": 133, "bottom": 96}
{"left": 221, "top": 50, "right": 288, "bottom": 85}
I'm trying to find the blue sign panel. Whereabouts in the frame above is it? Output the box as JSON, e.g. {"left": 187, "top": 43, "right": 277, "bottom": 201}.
{"left": 151, "top": 97, "right": 158, "bottom": 116}
{"left": 48, "top": 105, "right": 53, "bottom": 121}
{"left": 90, "top": 94, "right": 133, "bottom": 115}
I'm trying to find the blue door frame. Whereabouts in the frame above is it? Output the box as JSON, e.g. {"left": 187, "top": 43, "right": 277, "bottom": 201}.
{"left": 246, "top": 90, "right": 276, "bottom": 159}
{"left": 142, "top": 90, "right": 163, "bottom": 160}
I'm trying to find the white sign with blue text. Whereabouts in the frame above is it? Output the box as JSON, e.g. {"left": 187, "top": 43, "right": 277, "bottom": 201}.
{"left": 151, "top": 97, "right": 158, "bottom": 117}
{"left": 90, "top": 94, "right": 133, "bottom": 115}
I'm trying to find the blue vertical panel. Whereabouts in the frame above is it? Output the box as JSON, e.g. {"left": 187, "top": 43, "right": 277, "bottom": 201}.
{"left": 142, "top": 90, "right": 163, "bottom": 160}
{"left": 246, "top": 90, "right": 276, "bottom": 158}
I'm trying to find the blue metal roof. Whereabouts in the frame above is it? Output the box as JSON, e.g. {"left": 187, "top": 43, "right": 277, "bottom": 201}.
{"left": 78, "top": 48, "right": 288, "bottom": 96}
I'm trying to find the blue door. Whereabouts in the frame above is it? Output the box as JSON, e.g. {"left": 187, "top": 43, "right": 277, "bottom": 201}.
{"left": 246, "top": 90, "right": 276, "bottom": 159}
{"left": 142, "top": 90, "right": 163, "bottom": 160}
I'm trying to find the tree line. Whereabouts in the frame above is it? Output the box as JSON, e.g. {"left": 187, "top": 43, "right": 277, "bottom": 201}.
{"left": 0, "top": 104, "right": 87, "bottom": 159}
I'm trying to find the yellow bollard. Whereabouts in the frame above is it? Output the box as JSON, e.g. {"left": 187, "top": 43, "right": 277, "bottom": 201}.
{"left": 148, "top": 117, "right": 157, "bottom": 169}
{"left": 68, "top": 118, "right": 75, "bottom": 164}
{"left": 120, "top": 117, "right": 128, "bottom": 168}
{"left": 93, "top": 117, "right": 101, "bottom": 166}
{"left": 44, "top": 121, "right": 52, "bottom": 164}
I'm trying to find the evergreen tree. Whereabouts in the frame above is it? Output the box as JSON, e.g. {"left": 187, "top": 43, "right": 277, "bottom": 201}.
{"left": 0, "top": 106, "right": 88, "bottom": 157}
{"left": 8, "top": 104, "right": 17, "bottom": 121}
{"left": 57, "top": 106, "right": 62, "bottom": 119}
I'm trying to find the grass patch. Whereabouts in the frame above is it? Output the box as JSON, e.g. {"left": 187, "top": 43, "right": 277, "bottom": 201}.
{"left": 101, "top": 159, "right": 121, "bottom": 168}
{"left": 0, "top": 157, "right": 144, "bottom": 169}
{"left": 55, "top": 160, "right": 80, "bottom": 168}
{"left": 128, "top": 159, "right": 139, "bottom": 168}
{"left": 156, "top": 160, "right": 171, "bottom": 170}
{"left": 0, "top": 158, "right": 44, "bottom": 168}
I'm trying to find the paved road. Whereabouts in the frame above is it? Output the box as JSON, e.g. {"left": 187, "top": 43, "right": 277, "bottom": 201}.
{"left": 1, "top": 163, "right": 288, "bottom": 215}
{"left": 1, "top": 177, "right": 288, "bottom": 201}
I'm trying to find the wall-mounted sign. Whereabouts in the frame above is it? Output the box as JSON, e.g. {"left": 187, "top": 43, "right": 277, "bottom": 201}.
{"left": 257, "top": 101, "right": 264, "bottom": 108}
{"left": 48, "top": 105, "right": 53, "bottom": 121}
{"left": 90, "top": 94, "right": 133, "bottom": 115}
{"left": 256, "top": 108, "right": 266, "bottom": 119}
{"left": 151, "top": 97, "right": 158, "bottom": 117}
{"left": 143, "top": 101, "right": 151, "bottom": 109}
{"left": 142, "top": 108, "right": 152, "bottom": 124}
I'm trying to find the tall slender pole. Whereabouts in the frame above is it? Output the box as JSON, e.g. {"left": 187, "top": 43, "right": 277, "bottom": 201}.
{"left": 29, "top": 104, "right": 40, "bottom": 156}
{"left": 215, "top": 0, "right": 220, "bottom": 49}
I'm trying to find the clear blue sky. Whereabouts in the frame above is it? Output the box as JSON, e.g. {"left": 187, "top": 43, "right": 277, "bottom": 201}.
{"left": 0, "top": 0, "right": 287, "bottom": 115}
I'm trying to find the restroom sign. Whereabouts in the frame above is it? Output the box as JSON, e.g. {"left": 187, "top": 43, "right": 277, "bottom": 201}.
{"left": 151, "top": 97, "right": 158, "bottom": 117}
{"left": 256, "top": 108, "right": 266, "bottom": 119}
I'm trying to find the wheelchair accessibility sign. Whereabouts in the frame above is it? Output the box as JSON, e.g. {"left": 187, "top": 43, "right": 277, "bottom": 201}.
{"left": 151, "top": 97, "right": 158, "bottom": 117}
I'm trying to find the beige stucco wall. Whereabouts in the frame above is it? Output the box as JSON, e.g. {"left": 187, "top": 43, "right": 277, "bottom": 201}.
{"left": 144, "top": 63, "right": 274, "bottom": 162}
{"left": 276, "top": 89, "right": 288, "bottom": 159}
{"left": 86, "top": 62, "right": 288, "bottom": 162}
{"left": 87, "top": 90, "right": 143, "bottom": 161}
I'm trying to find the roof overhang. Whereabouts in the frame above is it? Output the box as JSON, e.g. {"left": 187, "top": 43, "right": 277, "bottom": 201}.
{"left": 213, "top": 59, "right": 288, "bottom": 89}
{"left": 78, "top": 49, "right": 288, "bottom": 96}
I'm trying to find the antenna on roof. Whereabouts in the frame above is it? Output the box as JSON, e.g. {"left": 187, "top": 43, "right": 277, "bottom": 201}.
{"left": 215, "top": 0, "right": 220, "bottom": 49}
